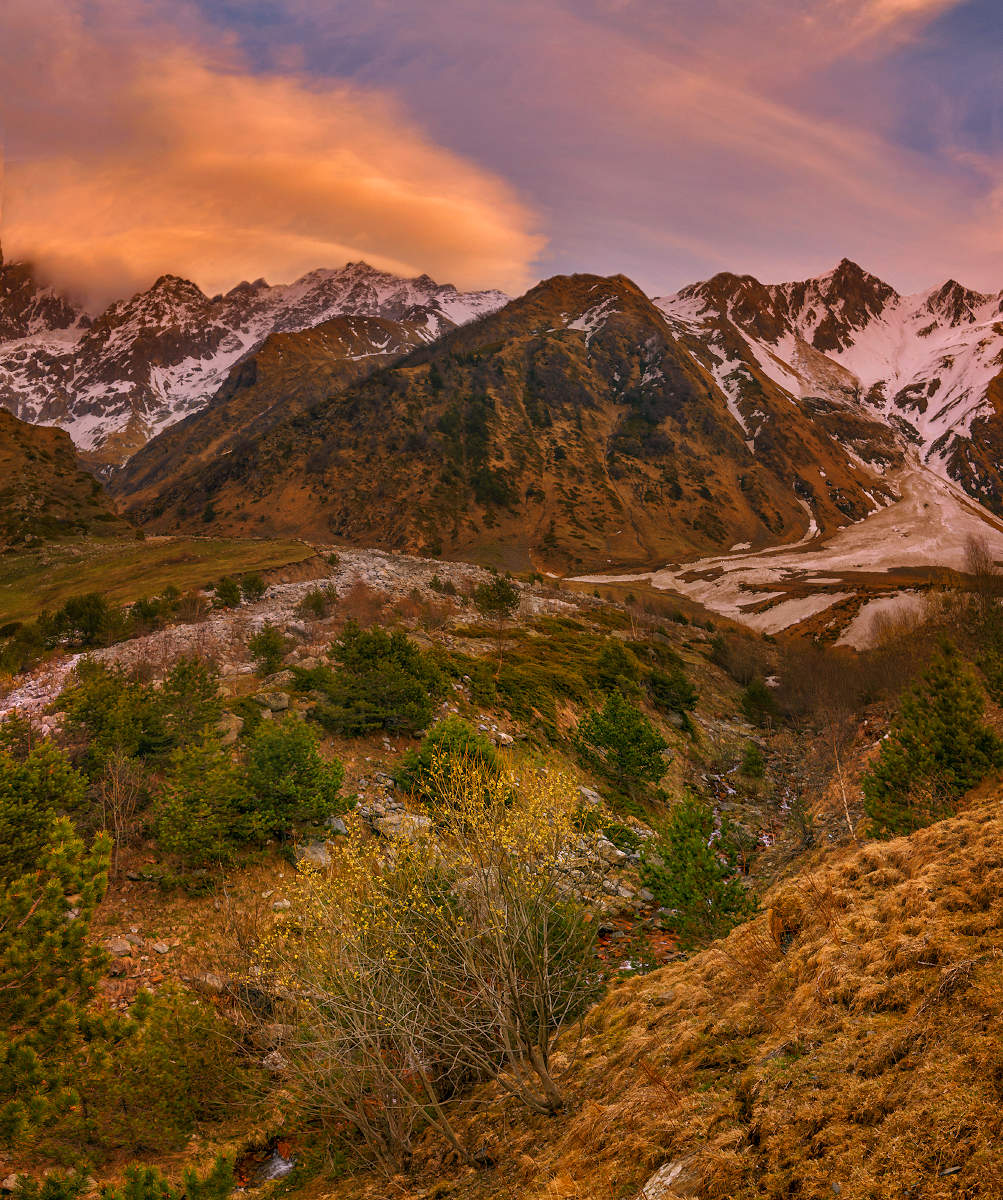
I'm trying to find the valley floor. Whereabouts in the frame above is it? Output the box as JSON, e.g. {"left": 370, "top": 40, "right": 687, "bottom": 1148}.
{"left": 577, "top": 461, "right": 1003, "bottom": 646}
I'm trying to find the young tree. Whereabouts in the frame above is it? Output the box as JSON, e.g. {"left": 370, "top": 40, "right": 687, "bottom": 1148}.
{"left": 245, "top": 716, "right": 344, "bottom": 839}
{"left": 641, "top": 793, "right": 753, "bottom": 948}
{"left": 214, "top": 577, "right": 242, "bottom": 609}
{"left": 647, "top": 662, "right": 698, "bottom": 722}
{"left": 248, "top": 623, "right": 289, "bottom": 676}
{"left": 863, "top": 644, "right": 1003, "bottom": 835}
{"left": 472, "top": 575, "right": 520, "bottom": 670}
{"left": 160, "top": 655, "right": 222, "bottom": 745}
{"left": 393, "top": 716, "right": 501, "bottom": 804}
{"left": 0, "top": 818, "right": 110, "bottom": 1147}
{"left": 574, "top": 692, "right": 668, "bottom": 793}
{"left": 0, "top": 743, "right": 86, "bottom": 885}
{"left": 240, "top": 573, "right": 267, "bottom": 603}
{"left": 306, "top": 622, "right": 444, "bottom": 736}
{"left": 155, "top": 739, "right": 247, "bottom": 867}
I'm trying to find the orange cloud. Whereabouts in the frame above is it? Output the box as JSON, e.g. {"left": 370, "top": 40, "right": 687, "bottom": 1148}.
{"left": 0, "top": 2, "right": 543, "bottom": 303}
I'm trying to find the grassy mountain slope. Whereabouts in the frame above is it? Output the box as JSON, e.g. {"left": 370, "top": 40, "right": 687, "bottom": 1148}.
{"left": 117, "top": 274, "right": 901, "bottom": 572}
{"left": 0, "top": 409, "right": 130, "bottom": 551}
{"left": 110, "top": 313, "right": 437, "bottom": 506}
{"left": 379, "top": 796, "right": 1003, "bottom": 1199}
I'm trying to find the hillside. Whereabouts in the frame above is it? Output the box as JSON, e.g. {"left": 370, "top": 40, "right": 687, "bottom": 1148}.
{"left": 389, "top": 794, "right": 1003, "bottom": 1199}
{"left": 116, "top": 272, "right": 902, "bottom": 572}
{"left": 0, "top": 408, "right": 130, "bottom": 550}
{"left": 111, "top": 313, "right": 439, "bottom": 505}
{"left": 0, "top": 259, "right": 506, "bottom": 466}
{"left": 658, "top": 258, "right": 1003, "bottom": 513}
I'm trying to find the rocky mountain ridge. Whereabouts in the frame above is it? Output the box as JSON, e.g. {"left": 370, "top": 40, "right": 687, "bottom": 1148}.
{"left": 0, "top": 257, "right": 507, "bottom": 466}
{"left": 657, "top": 257, "right": 1003, "bottom": 510}
{"left": 113, "top": 271, "right": 902, "bottom": 570}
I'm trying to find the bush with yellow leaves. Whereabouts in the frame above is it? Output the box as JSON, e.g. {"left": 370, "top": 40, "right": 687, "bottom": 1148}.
{"left": 251, "top": 756, "right": 610, "bottom": 1173}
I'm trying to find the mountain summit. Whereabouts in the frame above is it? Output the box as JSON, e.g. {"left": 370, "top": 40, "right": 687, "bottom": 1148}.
{"left": 0, "top": 260, "right": 507, "bottom": 466}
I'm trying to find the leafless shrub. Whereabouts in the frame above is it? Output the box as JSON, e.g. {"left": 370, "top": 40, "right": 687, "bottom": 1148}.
{"left": 97, "top": 749, "right": 147, "bottom": 874}
{"left": 338, "top": 577, "right": 388, "bottom": 626}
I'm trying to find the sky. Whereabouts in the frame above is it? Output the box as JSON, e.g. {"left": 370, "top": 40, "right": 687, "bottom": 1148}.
{"left": 1, "top": 0, "right": 1002, "bottom": 305}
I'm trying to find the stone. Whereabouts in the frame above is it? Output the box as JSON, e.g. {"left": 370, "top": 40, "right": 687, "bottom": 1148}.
{"left": 596, "top": 836, "right": 628, "bottom": 865}
{"left": 254, "top": 691, "right": 290, "bottom": 712}
{"left": 496, "top": 731, "right": 515, "bottom": 747}
{"left": 373, "top": 812, "right": 432, "bottom": 842}
{"left": 105, "top": 936, "right": 132, "bottom": 956}
{"left": 578, "top": 785, "right": 603, "bottom": 807}
{"left": 638, "top": 1156, "right": 702, "bottom": 1199}
{"left": 639, "top": 887, "right": 656, "bottom": 903}
{"left": 272, "top": 899, "right": 291, "bottom": 912}
{"left": 325, "top": 815, "right": 348, "bottom": 836}
{"left": 263, "top": 669, "right": 295, "bottom": 687}
{"left": 295, "top": 841, "right": 331, "bottom": 869}
{"left": 2, "top": 1176, "right": 22, "bottom": 1193}
{"left": 216, "top": 711, "right": 244, "bottom": 746}
{"left": 153, "top": 942, "right": 170, "bottom": 954}
{"left": 125, "top": 932, "right": 144, "bottom": 948}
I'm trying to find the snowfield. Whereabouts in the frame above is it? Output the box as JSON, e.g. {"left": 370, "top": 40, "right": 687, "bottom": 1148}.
{"left": 576, "top": 461, "right": 1003, "bottom": 643}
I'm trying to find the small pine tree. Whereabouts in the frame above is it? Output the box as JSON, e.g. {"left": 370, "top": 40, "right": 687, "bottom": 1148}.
{"left": 214, "top": 577, "right": 241, "bottom": 609}
{"left": 155, "top": 740, "right": 248, "bottom": 866}
{"left": 647, "top": 663, "right": 698, "bottom": 718}
{"left": 593, "top": 639, "right": 641, "bottom": 694}
{"left": 240, "top": 573, "right": 266, "bottom": 603}
{"left": 0, "top": 818, "right": 110, "bottom": 1148}
{"left": 160, "top": 656, "right": 222, "bottom": 745}
{"left": 248, "top": 623, "right": 289, "bottom": 676}
{"left": 641, "top": 794, "right": 753, "bottom": 948}
{"left": 863, "top": 645, "right": 1003, "bottom": 835}
{"left": 574, "top": 692, "right": 668, "bottom": 793}
{"left": 741, "top": 677, "right": 779, "bottom": 726}
{"left": 245, "top": 716, "right": 344, "bottom": 839}
{"left": 740, "top": 741, "right": 766, "bottom": 778}
{"left": 0, "top": 743, "right": 86, "bottom": 885}
{"left": 472, "top": 576, "right": 520, "bottom": 670}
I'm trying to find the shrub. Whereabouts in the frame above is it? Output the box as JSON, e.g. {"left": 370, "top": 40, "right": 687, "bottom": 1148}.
{"left": 574, "top": 692, "right": 668, "bottom": 793}
{"left": 0, "top": 742, "right": 86, "bottom": 885}
{"left": 741, "top": 741, "right": 766, "bottom": 778}
{"left": 394, "top": 716, "right": 501, "bottom": 803}
{"left": 214, "top": 577, "right": 242, "bottom": 608}
{"left": 155, "top": 740, "right": 248, "bottom": 866}
{"left": 641, "top": 794, "right": 754, "bottom": 947}
{"left": 647, "top": 662, "right": 698, "bottom": 718}
{"left": 296, "top": 586, "right": 336, "bottom": 619}
{"left": 248, "top": 623, "right": 289, "bottom": 676}
{"left": 307, "top": 621, "right": 445, "bottom": 736}
{"left": 863, "top": 645, "right": 1003, "bottom": 835}
{"left": 60, "top": 662, "right": 172, "bottom": 775}
{"left": 741, "top": 677, "right": 780, "bottom": 726}
{"left": 472, "top": 575, "right": 520, "bottom": 668}
{"left": 592, "top": 639, "right": 641, "bottom": 694}
{"left": 253, "top": 764, "right": 605, "bottom": 1171}
{"left": 240, "top": 573, "right": 267, "bottom": 603}
{"left": 245, "top": 716, "right": 345, "bottom": 839}
{"left": 160, "top": 656, "right": 222, "bottom": 745}
{"left": 0, "top": 818, "right": 110, "bottom": 1149}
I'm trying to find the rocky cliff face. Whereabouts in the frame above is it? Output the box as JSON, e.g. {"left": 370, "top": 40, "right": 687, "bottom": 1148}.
{"left": 0, "top": 258, "right": 507, "bottom": 467}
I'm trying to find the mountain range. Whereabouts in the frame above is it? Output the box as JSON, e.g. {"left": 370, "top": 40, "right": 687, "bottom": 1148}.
{"left": 6, "top": 253, "right": 1003, "bottom": 573}
{"left": 0, "top": 255, "right": 506, "bottom": 468}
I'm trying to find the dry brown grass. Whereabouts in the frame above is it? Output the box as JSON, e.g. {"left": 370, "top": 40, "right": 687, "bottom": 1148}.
{"left": 347, "top": 794, "right": 1003, "bottom": 1199}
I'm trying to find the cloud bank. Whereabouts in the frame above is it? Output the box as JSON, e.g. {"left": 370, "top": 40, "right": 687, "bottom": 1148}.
{"left": 0, "top": 1, "right": 543, "bottom": 304}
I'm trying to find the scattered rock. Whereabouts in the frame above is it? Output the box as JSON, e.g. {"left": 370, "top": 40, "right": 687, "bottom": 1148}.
{"left": 105, "top": 936, "right": 133, "bottom": 956}
{"left": 638, "top": 1156, "right": 702, "bottom": 1199}
{"left": 263, "top": 669, "right": 295, "bottom": 687}
{"left": 579, "top": 785, "right": 603, "bottom": 807}
{"left": 496, "top": 731, "right": 515, "bottom": 747}
{"left": 295, "top": 841, "right": 331, "bottom": 869}
{"left": 216, "top": 711, "right": 244, "bottom": 746}
{"left": 2, "top": 1175, "right": 22, "bottom": 1193}
{"left": 272, "top": 899, "right": 291, "bottom": 912}
{"left": 152, "top": 942, "right": 170, "bottom": 954}
{"left": 373, "top": 812, "right": 432, "bottom": 842}
{"left": 254, "top": 691, "right": 290, "bottom": 712}
{"left": 325, "top": 815, "right": 348, "bottom": 836}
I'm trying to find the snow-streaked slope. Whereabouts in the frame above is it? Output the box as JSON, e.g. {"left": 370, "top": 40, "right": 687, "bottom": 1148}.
{"left": 0, "top": 260, "right": 507, "bottom": 464}
{"left": 656, "top": 261, "right": 1003, "bottom": 489}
